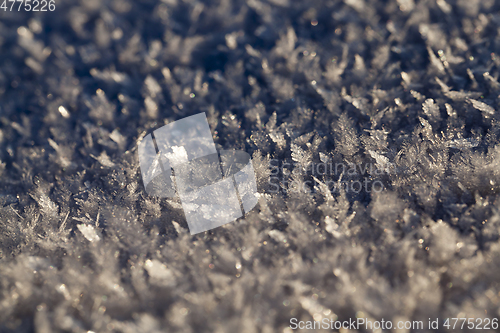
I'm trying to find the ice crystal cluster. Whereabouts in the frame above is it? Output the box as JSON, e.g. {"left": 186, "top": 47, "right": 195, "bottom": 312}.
{"left": 1, "top": 0, "right": 500, "bottom": 331}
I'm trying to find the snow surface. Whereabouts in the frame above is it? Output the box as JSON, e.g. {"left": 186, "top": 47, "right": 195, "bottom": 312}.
{"left": 1, "top": 0, "right": 500, "bottom": 331}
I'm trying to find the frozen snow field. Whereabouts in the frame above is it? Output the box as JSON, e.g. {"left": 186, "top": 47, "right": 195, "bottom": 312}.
{"left": 1, "top": 0, "right": 500, "bottom": 332}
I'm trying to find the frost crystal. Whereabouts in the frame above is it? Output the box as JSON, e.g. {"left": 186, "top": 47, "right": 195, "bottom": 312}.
{"left": 468, "top": 98, "right": 495, "bottom": 115}
{"left": 77, "top": 224, "right": 101, "bottom": 242}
